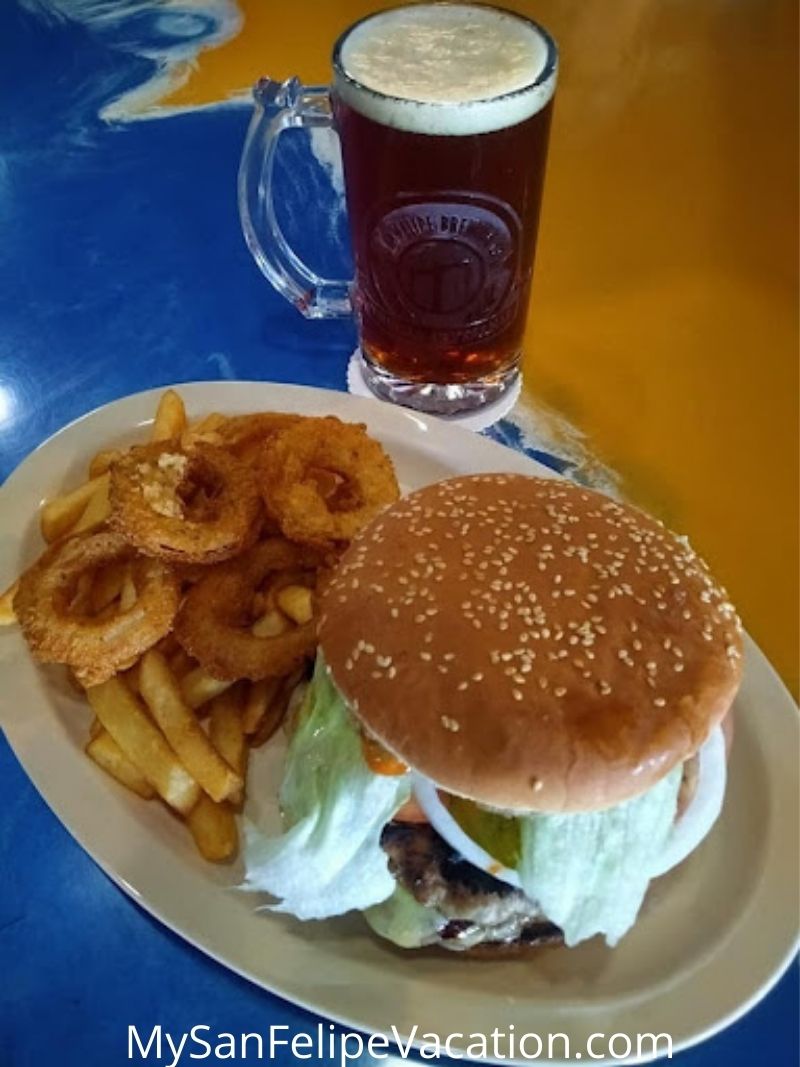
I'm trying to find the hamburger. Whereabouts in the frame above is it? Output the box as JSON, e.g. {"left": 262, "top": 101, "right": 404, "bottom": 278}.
{"left": 243, "top": 474, "right": 742, "bottom": 952}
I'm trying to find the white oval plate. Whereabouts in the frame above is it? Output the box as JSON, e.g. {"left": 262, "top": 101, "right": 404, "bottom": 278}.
{"left": 1, "top": 382, "right": 797, "bottom": 1065}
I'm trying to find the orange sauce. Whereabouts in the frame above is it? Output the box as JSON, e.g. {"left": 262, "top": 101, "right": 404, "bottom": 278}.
{"left": 361, "top": 734, "right": 408, "bottom": 776}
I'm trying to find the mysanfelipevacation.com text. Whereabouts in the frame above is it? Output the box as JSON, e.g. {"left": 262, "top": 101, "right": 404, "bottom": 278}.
{"left": 128, "top": 1024, "right": 673, "bottom": 1064}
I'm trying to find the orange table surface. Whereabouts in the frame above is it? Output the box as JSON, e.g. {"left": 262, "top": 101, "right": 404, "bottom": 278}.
{"left": 161, "top": 0, "right": 799, "bottom": 697}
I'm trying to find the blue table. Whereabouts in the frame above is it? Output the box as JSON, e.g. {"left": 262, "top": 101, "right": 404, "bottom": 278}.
{"left": 0, "top": 3, "right": 796, "bottom": 1064}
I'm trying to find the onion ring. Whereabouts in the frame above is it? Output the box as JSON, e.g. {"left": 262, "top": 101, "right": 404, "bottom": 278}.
{"left": 412, "top": 774, "right": 523, "bottom": 889}
{"left": 649, "top": 726, "right": 727, "bottom": 877}
{"left": 174, "top": 538, "right": 322, "bottom": 681}
{"left": 258, "top": 417, "right": 400, "bottom": 548}
{"left": 413, "top": 726, "right": 727, "bottom": 890}
{"left": 13, "top": 531, "right": 180, "bottom": 686}
{"left": 217, "top": 413, "right": 301, "bottom": 466}
{"left": 109, "top": 441, "right": 261, "bottom": 564}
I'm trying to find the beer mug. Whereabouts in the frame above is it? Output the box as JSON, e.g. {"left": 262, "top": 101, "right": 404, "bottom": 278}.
{"left": 239, "top": 3, "right": 557, "bottom": 414}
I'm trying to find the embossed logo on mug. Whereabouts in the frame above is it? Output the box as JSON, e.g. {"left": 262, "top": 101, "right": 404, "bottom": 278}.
{"left": 363, "top": 194, "right": 523, "bottom": 343}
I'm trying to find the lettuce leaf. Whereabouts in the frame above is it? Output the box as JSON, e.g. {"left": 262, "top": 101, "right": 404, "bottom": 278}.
{"left": 363, "top": 886, "right": 444, "bottom": 949}
{"left": 241, "top": 658, "right": 410, "bottom": 920}
{"left": 517, "top": 765, "right": 682, "bottom": 946}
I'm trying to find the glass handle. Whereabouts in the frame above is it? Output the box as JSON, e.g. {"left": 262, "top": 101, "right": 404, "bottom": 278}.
{"left": 238, "top": 77, "right": 353, "bottom": 319}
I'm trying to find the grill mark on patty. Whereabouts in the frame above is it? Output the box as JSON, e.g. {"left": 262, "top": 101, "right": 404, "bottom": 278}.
{"left": 381, "top": 821, "right": 563, "bottom": 948}
{"left": 382, "top": 821, "right": 519, "bottom": 902}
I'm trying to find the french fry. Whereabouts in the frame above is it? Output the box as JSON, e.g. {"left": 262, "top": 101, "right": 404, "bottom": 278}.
{"left": 68, "top": 572, "right": 94, "bottom": 615}
{"left": 151, "top": 389, "right": 187, "bottom": 442}
{"left": 250, "top": 669, "right": 304, "bottom": 748}
{"left": 90, "top": 562, "right": 126, "bottom": 614}
{"left": 275, "top": 584, "right": 314, "bottom": 625}
{"left": 181, "top": 666, "right": 233, "bottom": 710}
{"left": 195, "top": 412, "right": 227, "bottom": 434}
{"left": 309, "top": 467, "right": 343, "bottom": 501}
{"left": 88, "top": 448, "right": 122, "bottom": 478}
{"left": 282, "top": 673, "right": 309, "bottom": 736}
{"left": 242, "top": 677, "right": 280, "bottom": 735}
{"left": 209, "top": 689, "right": 248, "bottom": 806}
{"left": 0, "top": 579, "right": 19, "bottom": 626}
{"left": 249, "top": 699, "right": 288, "bottom": 748}
{"left": 124, "top": 659, "right": 142, "bottom": 696}
{"left": 71, "top": 474, "right": 111, "bottom": 534}
{"left": 118, "top": 566, "right": 137, "bottom": 611}
{"left": 181, "top": 411, "right": 226, "bottom": 449}
{"left": 86, "top": 728, "right": 156, "bottom": 800}
{"left": 251, "top": 610, "right": 290, "bottom": 638}
{"left": 186, "top": 795, "right": 237, "bottom": 862}
{"left": 86, "top": 676, "right": 200, "bottom": 814}
{"left": 89, "top": 716, "right": 103, "bottom": 740}
{"left": 40, "top": 473, "right": 108, "bottom": 543}
{"left": 168, "top": 647, "right": 195, "bottom": 679}
{"left": 138, "top": 650, "right": 242, "bottom": 803}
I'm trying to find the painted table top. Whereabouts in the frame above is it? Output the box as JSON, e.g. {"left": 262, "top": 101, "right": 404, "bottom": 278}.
{"left": 0, "top": 1, "right": 796, "bottom": 1064}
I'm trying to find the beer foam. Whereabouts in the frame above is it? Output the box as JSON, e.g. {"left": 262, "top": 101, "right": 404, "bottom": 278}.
{"left": 335, "top": 4, "right": 556, "bottom": 136}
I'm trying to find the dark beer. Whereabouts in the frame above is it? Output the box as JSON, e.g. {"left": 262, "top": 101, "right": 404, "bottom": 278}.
{"left": 334, "top": 98, "right": 553, "bottom": 384}
{"left": 331, "top": 3, "right": 557, "bottom": 410}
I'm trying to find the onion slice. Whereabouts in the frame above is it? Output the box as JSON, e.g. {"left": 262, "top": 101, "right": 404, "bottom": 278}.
{"left": 412, "top": 723, "right": 726, "bottom": 888}
{"left": 649, "top": 724, "right": 727, "bottom": 877}
{"left": 411, "top": 773, "right": 522, "bottom": 889}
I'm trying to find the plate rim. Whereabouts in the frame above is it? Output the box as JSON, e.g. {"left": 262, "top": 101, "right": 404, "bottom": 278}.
{"left": 1, "top": 381, "right": 797, "bottom": 1066}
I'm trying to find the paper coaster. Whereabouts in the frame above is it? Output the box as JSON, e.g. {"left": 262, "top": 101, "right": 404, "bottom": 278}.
{"left": 346, "top": 350, "right": 521, "bottom": 433}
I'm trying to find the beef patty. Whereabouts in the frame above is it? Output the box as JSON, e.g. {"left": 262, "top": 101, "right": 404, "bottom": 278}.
{"left": 381, "top": 822, "right": 562, "bottom": 951}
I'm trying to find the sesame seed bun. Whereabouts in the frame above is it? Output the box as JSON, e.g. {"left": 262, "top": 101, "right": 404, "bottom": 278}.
{"left": 318, "top": 475, "right": 743, "bottom": 813}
